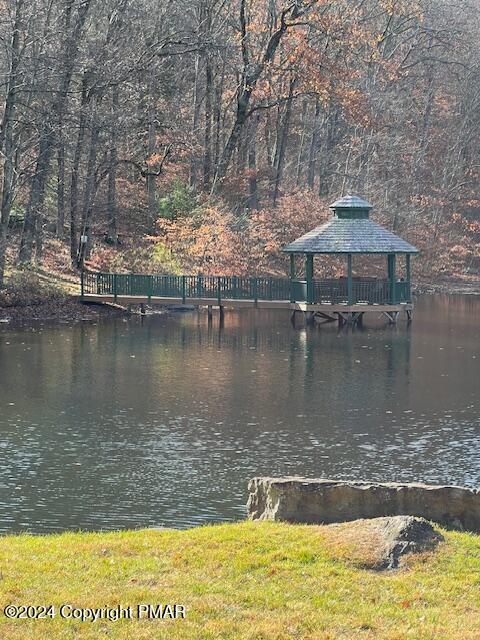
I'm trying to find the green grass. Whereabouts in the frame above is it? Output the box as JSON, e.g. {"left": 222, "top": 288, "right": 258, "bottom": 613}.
{"left": 0, "top": 521, "right": 479, "bottom": 639}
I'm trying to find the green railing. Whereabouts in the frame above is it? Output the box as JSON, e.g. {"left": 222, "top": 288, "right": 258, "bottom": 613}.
{"left": 82, "top": 272, "right": 291, "bottom": 303}
{"left": 81, "top": 272, "right": 411, "bottom": 305}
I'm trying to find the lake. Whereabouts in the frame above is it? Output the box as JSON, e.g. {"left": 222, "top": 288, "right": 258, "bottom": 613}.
{"left": 0, "top": 294, "right": 479, "bottom": 534}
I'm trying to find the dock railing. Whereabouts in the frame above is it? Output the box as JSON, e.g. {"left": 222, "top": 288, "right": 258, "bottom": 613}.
{"left": 81, "top": 272, "right": 411, "bottom": 305}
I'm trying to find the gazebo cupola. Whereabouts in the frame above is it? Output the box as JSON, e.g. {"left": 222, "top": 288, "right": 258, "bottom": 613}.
{"left": 330, "top": 194, "right": 373, "bottom": 219}
{"left": 283, "top": 195, "right": 419, "bottom": 310}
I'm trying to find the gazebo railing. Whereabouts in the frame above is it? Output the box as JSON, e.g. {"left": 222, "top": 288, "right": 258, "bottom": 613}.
{"left": 312, "top": 279, "right": 410, "bottom": 304}
{"left": 311, "top": 278, "right": 385, "bottom": 304}
{"left": 82, "top": 272, "right": 411, "bottom": 305}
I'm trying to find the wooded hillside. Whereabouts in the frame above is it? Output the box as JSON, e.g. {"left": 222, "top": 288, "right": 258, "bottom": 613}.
{"left": 0, "top": 0, "right": 479, "bottom": 283}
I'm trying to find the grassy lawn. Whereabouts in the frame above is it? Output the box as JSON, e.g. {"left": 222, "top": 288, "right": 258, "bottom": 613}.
{"left": 0, "top": 521, "right": 479, "bottom": 639}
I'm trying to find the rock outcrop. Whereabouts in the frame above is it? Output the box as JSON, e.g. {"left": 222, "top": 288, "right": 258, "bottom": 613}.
{"left": 247, "top": 477, "right": 480, "bottom": 531}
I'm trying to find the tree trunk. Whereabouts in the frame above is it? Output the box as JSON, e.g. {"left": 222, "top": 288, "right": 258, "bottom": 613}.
{"left": 318, "top": 105, "right": 338, "bottom": 197}
{"left": 213, "top": 61, "right": 224, "bottom": 177}
{"left": 147, "top": 69, "right": 157, "bottom": 230}
{"left": 55, "top": 0, "right": 73, "bottom": 241}
{"left": 272, "top": 76, "right": 295, "bottom": 205}
{"left": 70, "top": 73, "right": 90, "bottom": 265}
{"left": 190, "top": 53, "right": 202, "bottom": 190}
{"left": 107, "top": 86, "right": 119, "bottom": 244}
{"left": 213, "top": 88, "right": 252, "bottom": 189}
{"left": 264, "top": 110, "right": 275, "bottom": 168}
{"left": 247, "top": 114, "right": 260, "bottom": 210}
{"left": 0, "top": 0, "right": 24, "bottom": 286}
{"left": 19, "top": 126, "right": 55, "bottom": 263}
{"left": 56, "top": 136, "right": 65, "bottom": 239}
{"left": 307, "top": 96, "right": 321, "bottom": 190}
{"left": 78, "top": 109, "right": 100, "bottom": 267}
{"left": 203, "top": 52, "right": 213, "bottom": 191}
{"left": 295, "top": 98, "right": 308, "bottom": 185}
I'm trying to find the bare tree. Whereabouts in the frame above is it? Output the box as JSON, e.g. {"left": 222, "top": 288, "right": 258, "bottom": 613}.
{"left": 0, "top": 0, "right": 24, "bottom": 285}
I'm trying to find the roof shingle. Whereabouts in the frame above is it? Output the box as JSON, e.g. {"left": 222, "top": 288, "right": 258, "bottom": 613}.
{"left": 283, "top": 218, "right": 419, "bottom": 254}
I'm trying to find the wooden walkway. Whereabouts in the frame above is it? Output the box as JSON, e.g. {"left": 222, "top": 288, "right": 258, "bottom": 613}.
{"left": 80, "top": 272, "right": 413, "bottom": 325}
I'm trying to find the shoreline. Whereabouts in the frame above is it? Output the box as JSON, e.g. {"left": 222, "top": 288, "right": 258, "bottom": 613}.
{"left": 0, "top": 298, "right": 128, "bottom": 326}
{"left": 414, "top": 278, "right": 480, "bottom": 296}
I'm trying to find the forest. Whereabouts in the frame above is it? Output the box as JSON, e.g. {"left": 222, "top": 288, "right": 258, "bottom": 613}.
{"left": 0, "top": 0, "right": 479, "bottom": 287}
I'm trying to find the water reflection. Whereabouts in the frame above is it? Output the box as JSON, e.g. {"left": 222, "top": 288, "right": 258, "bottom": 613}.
{"left": 0, "top": 294, "right": 479, "bottom": 533}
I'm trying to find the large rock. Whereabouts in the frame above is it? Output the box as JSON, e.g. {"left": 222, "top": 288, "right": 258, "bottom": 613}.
{"left": 326, "top": 516, "right": 443, "bottom": 569}
{"left": 247, "top": 477, "right": 480, "bottom": 531}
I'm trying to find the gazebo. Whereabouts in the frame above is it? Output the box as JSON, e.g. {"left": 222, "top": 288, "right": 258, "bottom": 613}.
{"left": 283, "top": 195, "right": 419, "bottom": 324}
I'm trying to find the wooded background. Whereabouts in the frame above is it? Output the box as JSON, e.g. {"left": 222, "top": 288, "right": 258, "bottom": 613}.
{"left": 0, "top": 0, "right": 479, "bottom": 284}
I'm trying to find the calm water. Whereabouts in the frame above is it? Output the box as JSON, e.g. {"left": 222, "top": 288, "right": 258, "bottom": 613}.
{"left": 0, "top": 295, "right": 479, "bottom": 534}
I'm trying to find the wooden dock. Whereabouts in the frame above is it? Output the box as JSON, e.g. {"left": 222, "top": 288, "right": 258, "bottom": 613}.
{"left": 80, "top": 272, "right": 413, "bottom": 325}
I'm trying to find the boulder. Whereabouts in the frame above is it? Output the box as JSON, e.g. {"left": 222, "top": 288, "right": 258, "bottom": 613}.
{"left": 247, "top": 477, "right": 480, "bottom": 531}
{"left": 326, "top": 515, "right": 443, "bottom": 569}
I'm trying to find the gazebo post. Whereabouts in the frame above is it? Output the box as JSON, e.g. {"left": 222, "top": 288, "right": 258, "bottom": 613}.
{"left": 406, "top": 253, "right": 411, "bottom": 301}
{"left": 305, "top": 254, "right": 313, "bottom": 304}
{"left": 347, "top": 254, "right": 353, "bottom": 305}
{"left": 388, "top": 254, "right": 397, "bottom": 304}
{"left": 290, "top": 254, "right": 295, "bottom": 302}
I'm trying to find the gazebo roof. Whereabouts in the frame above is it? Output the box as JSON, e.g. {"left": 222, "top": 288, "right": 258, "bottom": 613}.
{"left": 283, "top": 195, "right": 419, "bottom": 255}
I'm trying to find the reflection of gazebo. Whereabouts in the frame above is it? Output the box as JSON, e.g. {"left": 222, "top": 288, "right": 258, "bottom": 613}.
{"left": 283, "top": 195, "right": 419, "bottom": 324}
